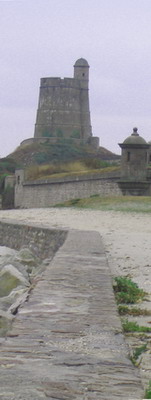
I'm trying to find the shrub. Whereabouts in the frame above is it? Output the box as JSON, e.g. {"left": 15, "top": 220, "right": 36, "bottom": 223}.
{"left": 0, "top": 157, "right": 17, "bottom": 173}
{"left": 122, "top": 319, "right": 151, "bottom": 333}
{"left": 113, "top": 276, "right": 146, "bottom": 304}
{"left": 118, "top": 305, "right": 151, "bottom": 316}
{"left": 144, "top": 381, "right": 151, "bottom": 399}
{"left": 131, "top": 344, "right": 147, "bottom": 362}
{"left": 34, "top": 152, "right": 50, "bottom": 164}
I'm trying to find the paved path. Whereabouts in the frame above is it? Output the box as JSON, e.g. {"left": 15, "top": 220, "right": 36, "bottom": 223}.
{"left": 0, "top": 230, "right": 144, "bottom": 399}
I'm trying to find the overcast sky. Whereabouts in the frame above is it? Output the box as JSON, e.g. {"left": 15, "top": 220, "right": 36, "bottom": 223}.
{"left": 1, "top": 0, "right": 151, "bottom": 157}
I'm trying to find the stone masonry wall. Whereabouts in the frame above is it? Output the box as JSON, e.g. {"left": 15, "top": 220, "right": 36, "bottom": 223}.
{"left": 15, "top": 174, "right": 122, "bottom": 208}
{"left": 34, "top": 77, "right": 91, "bottom": 140}
{"left": 0, "top": 221, "right": 67, "bottom": 260}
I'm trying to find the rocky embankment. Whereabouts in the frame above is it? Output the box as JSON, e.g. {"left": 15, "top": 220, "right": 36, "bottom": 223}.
{"left": 0, "top": 246, "right": 45, "bottom": 338}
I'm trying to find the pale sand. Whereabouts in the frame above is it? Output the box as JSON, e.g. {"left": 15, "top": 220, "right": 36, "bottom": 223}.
{"left": 0, "top": 207, "right": 150, "bottom": 294}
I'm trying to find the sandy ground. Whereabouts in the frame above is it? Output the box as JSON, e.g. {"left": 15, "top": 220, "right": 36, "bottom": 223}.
{"left": 0, "top": 208, "right": 150, "bottom": 291}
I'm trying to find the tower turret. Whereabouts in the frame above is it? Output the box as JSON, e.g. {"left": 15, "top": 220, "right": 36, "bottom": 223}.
{"left": 118, "top": 127, "right": 150, "bottom": 195}
{"left": 74, "top": 58, "right": 89, "bottom": 83}
{"left": 119, "top": 127, "right": 149, "bottom": 181}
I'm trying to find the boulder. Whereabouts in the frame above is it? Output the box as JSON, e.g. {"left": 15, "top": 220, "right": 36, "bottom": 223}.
{"left": 0, "top": 286, "right": 29, "bottom": 312}
{"left": 0, "top": 264, "right": 29, "bottom": 298}
{"left": 0, "top": 246, "right": 17, "bottom": 272}
{"left": 15, "top": 247, "right": 38, "bottom": 266}
{"left": 14, "top": 247, "right": 40, "bottom": 275}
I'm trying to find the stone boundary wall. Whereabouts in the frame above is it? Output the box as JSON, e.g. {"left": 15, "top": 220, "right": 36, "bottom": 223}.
{"left": 0, "top": 221, "right": 67, "bottom": 260}
{"left": 15, "top": 173, "right": 122, "bottom": 208}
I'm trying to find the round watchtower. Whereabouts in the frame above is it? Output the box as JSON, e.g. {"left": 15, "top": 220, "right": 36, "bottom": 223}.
{"left": 74, "top": 58, "right": 89, "bottom": 82}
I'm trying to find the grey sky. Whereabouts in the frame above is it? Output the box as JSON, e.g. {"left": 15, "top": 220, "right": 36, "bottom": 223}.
{"left": 1, "top": 0, "right": 151, "bottom": 157}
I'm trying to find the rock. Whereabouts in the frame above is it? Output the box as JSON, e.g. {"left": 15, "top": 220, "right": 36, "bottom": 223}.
{"left": 0, "top": 287, "right": 29, "bottom": 311}
{"left": 0, "top": 246, "right": 18, "bottom": 272}
{"left": 0, "top": 246, "right": 16, "bottom": 257}
{"left": 15, "top": 247, "right": 39, "bottom": 266}
{"left": 9, "top": 289, "right": 29, "bottom": 315}
{"left": 0, "top": 246, "right": 44, "bottom": 337}
{"left": 0, "top": 246, "right": 43, "bottom": 337}
{"left": 14, "top": 247, "right": 41, "bottom": 276}
{"left": 0, "top": 310, "right": 12, "bottom": 337}
{"left": 0, "top": 264, "right": 29, "bottom": 298}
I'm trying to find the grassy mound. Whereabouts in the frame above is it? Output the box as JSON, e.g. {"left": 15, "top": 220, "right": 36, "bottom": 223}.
{"left": 55, "top": 195, "right": 151, "bottom": 213}
{"left": 0, "top": 140, "right": 120, "bottom": 187}
{"left": 8, "top": 140, "right": 120, "bottom": 167}
{"left": 26, "top": 160, "right": 119, "bottom": 180}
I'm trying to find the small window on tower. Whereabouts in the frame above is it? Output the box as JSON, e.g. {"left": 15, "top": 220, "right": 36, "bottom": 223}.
{"left": 127, "top": 151, "right": 130, "bottom": 161}
{"left": 82, "top": 73, "right": 85, "bottom": 77}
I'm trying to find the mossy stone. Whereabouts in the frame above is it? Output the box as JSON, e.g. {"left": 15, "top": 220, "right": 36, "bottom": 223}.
{"left": 0, "top": 272, "right": 21, "bottom": 297}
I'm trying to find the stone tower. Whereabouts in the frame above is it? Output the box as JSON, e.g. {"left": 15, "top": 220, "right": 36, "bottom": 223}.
{"left": 118, "top": 127, "right": 150, "bottom": 195}
{"left": 119, "top": 127, "right": 149, "bottom": 180}
{"left": 34, "top": 58, "right": 98, "bottom": 145}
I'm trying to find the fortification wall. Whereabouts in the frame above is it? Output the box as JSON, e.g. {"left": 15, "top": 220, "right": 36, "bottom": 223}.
{"left": 0, "top": 221, "right": 67, "bottom": 259}
{"left": 15, "top": 173, "right": 122, "bottom": 208}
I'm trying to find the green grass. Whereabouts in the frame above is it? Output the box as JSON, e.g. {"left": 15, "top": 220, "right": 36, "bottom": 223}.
{"left": 26, "top": 161, "right": 118, "bottom": 181}
{"left": 144, "top": 381, "right": 151, "bottom": 399}
{"left": 122, "top": 319, "right": 151, "bottom": 333}
{"left": 118, "top": 305, "right": 151, "bottom": 316}
{"left": 54, "top": 195, "right": 151, "bottom": 213}
{"left": 113, "top": 276, "right": 147, "bottom": 304}
{"left": 130, "top": 343, "right": 147, "bottom": 365}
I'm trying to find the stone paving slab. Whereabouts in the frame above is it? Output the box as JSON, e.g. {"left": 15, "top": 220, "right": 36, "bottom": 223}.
{"left": 0, "top": 230, "right": 144, "bottom": 399}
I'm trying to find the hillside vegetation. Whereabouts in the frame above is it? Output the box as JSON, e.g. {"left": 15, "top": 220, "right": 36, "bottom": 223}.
{"left": 0, "top": 139, "right": 120, "bottom": 183}
{"left": 26, "top": 160, "right": 120, "bottom": 181}
{"left": 9, "top": 140, "right": 120, "bottom": 166}
{"left": 0, "top": 158, "right": 17, "bottom": 192}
